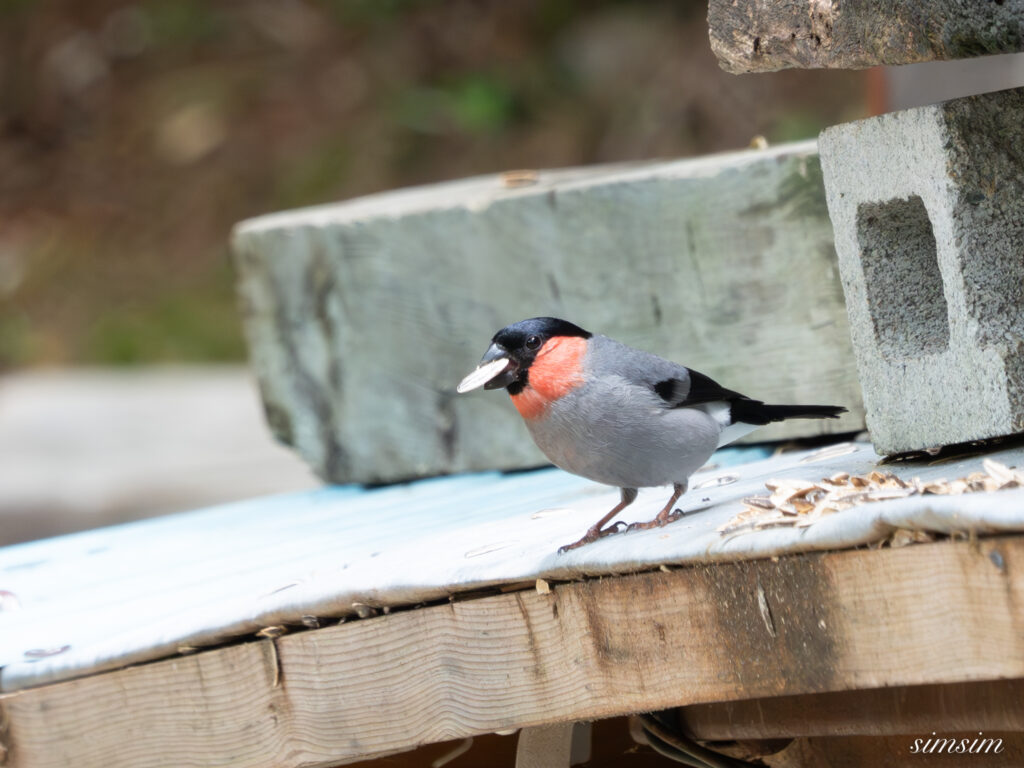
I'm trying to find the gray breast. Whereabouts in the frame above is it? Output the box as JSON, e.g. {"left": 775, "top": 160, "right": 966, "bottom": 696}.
{"left": 524, "top": 374, "right": 721, "bottom": 489}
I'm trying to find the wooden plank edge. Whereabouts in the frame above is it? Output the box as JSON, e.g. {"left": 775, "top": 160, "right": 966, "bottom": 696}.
{"left": 679, "top": 678, "right": 1024, "bottom": 740}
{"left": 2, "top": 535, "right": 1022, "bottom": 768}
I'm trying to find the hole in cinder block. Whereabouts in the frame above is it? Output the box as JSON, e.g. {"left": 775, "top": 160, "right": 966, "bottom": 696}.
{"left": 856, "top": 195, "right": 949, "bottom": 360}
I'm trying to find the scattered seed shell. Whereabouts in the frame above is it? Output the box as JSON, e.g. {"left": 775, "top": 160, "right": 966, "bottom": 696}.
{"left": 721, "top": 456, "right": 1021, "bottom": 542}
{"left": 351, "top": 603, "right": 378, "bottom": 619}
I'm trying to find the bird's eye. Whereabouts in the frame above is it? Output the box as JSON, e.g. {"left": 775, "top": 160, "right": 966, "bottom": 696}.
{"left": 525, "top": 335, "right": 541, "bottom": 350}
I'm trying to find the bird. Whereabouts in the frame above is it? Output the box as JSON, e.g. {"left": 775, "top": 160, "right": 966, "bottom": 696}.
{"left": 457, "top": 317, "right": 847, "bottom": 552}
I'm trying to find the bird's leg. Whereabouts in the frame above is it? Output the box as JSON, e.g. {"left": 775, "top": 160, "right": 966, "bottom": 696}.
{"left": 558, "top": 487, "right": 638, "bottom": 553}
{"left": 625, "top": 482, "right": 687, "bottom": 532}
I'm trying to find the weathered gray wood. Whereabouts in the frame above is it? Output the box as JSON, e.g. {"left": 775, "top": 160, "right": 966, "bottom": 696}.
{"left": 233, "top": 141, "right": 863, "bottom": 484}
{"left": 709, "top": 0, "right": 1024, "bottom": 74}
{"left": 4, "top": 536, "right": 1023, "bottom": 768}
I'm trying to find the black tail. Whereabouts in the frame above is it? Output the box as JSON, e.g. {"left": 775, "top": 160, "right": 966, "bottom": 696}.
{"left": 730, "top": 399, "right": 847, "bottom": 426}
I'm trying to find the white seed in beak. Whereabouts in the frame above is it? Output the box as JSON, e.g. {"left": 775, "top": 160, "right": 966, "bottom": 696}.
{"left": 456, "top": 357, "right": 511, "bottom": 393}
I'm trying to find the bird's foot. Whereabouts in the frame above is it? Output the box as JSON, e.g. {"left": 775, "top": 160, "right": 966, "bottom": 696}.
{"left": 625, "top": 508, "right": 685, "bottom": 533}
{"left": 557, "top": 521, "right": 627, "bottom": 554}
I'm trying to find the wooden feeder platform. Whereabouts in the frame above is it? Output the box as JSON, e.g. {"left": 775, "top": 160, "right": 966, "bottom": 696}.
{"left": 3, "top": 441, "right": 1024, "bottom": 767}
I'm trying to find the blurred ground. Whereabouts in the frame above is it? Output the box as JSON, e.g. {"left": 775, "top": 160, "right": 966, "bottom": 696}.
{"left": 0, "top": 0, "right": 867, "bottom": 367}
{"left": 0, "top": 366, "right": 318, "bottom": 545}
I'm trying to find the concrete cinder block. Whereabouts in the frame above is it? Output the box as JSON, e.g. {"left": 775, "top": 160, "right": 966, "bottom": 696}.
{"left": 819, "top": 87, "right": 1024, "bottom": 454}
{"left": 709, "top": 0, "right": 1024, "bottom": 74}
{"left": 233, "top": 141, "right": 864, "bottom": 485}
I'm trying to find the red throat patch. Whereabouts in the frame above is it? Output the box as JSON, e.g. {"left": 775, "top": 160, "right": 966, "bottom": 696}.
{"left": 510, "top": 336, "right": 587, "bottom": 420}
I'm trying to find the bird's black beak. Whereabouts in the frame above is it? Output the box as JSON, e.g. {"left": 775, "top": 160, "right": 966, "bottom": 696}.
{"left": 457, "top": 342, "right": 519, "bottom": 393}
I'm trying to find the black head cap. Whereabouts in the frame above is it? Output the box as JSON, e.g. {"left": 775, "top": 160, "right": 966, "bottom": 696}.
{"left": 491, "top": 317, "right": 591, "bottom": 394}
{"left": 492, "top": 317, "right": 591, "bottom": 349}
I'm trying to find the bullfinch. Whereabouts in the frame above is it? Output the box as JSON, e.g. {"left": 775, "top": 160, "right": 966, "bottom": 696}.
{"left": 457, "top": 317, "right": 847, "bottom": 552}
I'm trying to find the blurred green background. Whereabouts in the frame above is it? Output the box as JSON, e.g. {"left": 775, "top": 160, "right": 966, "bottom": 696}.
{"left": 0, "top": 0, "right": 866, "bottom": 368}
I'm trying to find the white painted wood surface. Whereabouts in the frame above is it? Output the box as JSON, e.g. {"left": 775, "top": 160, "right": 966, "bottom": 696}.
{"left": 5, "top": 441, "right": 1024, "bottom": 694}
{"left": 5, "top": 535, "right": 1023, "bottom": 768}
{"left": 233, "top": 140, "right": 863, "bottom": 485}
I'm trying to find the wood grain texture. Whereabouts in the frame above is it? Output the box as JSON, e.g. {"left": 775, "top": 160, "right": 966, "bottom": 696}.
{"left": 232, "top": 142, "right": 863, "bottom": 484}
{"left": 763, "top": 732, "right": 1024, "bottom": 768}
{"left": 709, "top": 0, "right": 1024, "bottom": 74}
{"left": 680, "top": 679, "right": 1024, "bottom": 739}
{"left": 4, "top": 536, "right": 1022, "bottom": 768}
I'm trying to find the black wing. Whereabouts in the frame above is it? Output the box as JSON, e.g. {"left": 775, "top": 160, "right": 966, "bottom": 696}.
{"left": 654, "top": 369, "right": 847, "bottom": 425}
{"left": 653, "top": 369, "right": 745, "bottom": 408}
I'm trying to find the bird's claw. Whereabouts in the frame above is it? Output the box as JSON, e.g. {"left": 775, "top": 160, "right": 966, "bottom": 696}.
{"left": 625, "top": 508, "right": 685, "bottom": 533}
{"left": 557, "top": 539, "right": 587, "bottom": 554}
{"left": 560, "top": 508, "right": 688, "bottom": 551}
{"left": 666, "top": 507, "right": 685, "bottom": 523}
{"left": 557, "top": 520, "right": 629, "bottom": 554}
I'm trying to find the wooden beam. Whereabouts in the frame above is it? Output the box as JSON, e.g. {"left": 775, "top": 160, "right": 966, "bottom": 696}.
{"left": 763, "top": 733, "right": 1024, "bottom": 768}
{"left": 680, "top": 679, "right": 1024, "bottom": 740}
{"left": 3, "top": 536, "right": 1023, "bottom": 768}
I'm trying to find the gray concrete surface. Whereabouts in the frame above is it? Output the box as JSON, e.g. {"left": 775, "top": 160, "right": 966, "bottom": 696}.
{"left": 233, "top": 141, "right": 864, "bottom": 485}
{"left": 710, "top": 0, "right": 1024, "bottom": 73}
{"left": 0, "top": 367, "right": 319, "bottom": 545}
{"left": 819, "top": 87, "right": 1024, "bottom": 454}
